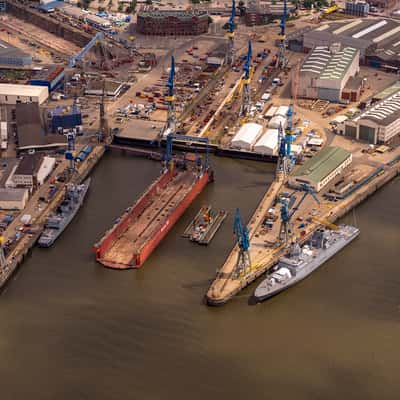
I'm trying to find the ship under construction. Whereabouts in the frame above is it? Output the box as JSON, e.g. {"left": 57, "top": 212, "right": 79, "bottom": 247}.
{"left": 93, "top": 135, "right": 212, "bottom": 269}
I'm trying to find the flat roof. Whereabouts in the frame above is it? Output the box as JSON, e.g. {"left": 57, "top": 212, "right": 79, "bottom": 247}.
{"left": 0, "top": 188, "right": 28, "bottom": 202}
{"left": 293, "top": 146, "right": 351, "bottom": 184}
{"left": 0, "top": 83, "right": 48, "bottom": 97}
{"left": 15, "top": 153, "right": 43, "bottom": 176}
{"left": 0, "top": 40, "right": 31, "bottom": 60}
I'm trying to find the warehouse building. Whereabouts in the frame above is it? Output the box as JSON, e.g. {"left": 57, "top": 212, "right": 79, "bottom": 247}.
{"left": 302, "top": 18, "right": 400, "bottom": 72}
{"left": 344, "top": 1, "right": 369, "bottom": 17}
{"left": 136, "top": 10, "right": 209, "bottom": 36}
{"left": 338, "top": 82, "right": 400, "bottom": 144}
{"left": 231, "top": 123, "right": 264, "bottom": 150}
{"left": 12, "top": 153, "right": 43, "bottom": 187}
{"left": 0, "top": 39, "right": 32, "bottom": 67}
{"left": 15, "top": 103, "right": 67, "bottom": 151}
{"left": 29, "top": 66, "right": 65, "bottom": 92}
{"left": 296, "top": 45, "right": 360, "bottom": 103}
{"left": 0, "top": 84, "right": 48, "bottom": 105}
{"left": 0, "top": 188, "right": 29, "bottom": 210}
{"left": 289, "top": 146, "right": 352, "bottom": 192}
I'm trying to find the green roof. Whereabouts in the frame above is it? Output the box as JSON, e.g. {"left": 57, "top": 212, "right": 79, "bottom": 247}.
{"left": 293, "top": 146, "right": 351, "bottom": 184}
{"left": 373, "top": 80, "right": 400, "bottom": 101}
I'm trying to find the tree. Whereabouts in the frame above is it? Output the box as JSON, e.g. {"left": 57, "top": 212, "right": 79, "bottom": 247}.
{"left": 126, "top": 0, "right": 136, "bottom": 13}
{"left": 145, "top": 0, "right": 152, "bottom": 4}
{"left": 118, "top": 2, "right": 123, "bottom": 11}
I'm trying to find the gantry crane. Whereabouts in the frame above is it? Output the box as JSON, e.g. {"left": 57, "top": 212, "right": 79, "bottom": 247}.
{"left": 226, "top": 0, "right": 236, "bottom": 66}
{"left": 163, "top": 56, "right": 176, "bottom": 136}
{"left": 240, "top": 39, "right": 253, "bottom": 117}
{"left": 233, "top": 208, "right": 251, "bottom": 277}
{"left": 277, "top": 0, "right": 288, "bottom": 70}
{"left": 163, "top": 134, "right": 210, "bottom": 176}
{"left": 278, "top": 185, "right": 320, "bottom": 245}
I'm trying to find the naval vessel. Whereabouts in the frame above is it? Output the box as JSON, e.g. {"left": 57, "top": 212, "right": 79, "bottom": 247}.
{"left": 38, "top": 178, "right": 91, "bottom": 247}
{"left": 254, "top": 225, "right": 360, "bottom": 302}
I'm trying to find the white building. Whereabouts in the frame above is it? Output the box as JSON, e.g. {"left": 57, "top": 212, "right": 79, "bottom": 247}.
{"left": 36, "top": 156, "right": 56, "bottom": 185}
{"left": 0, "top": 188, "right": 29, "bottom": 210}
{"left": 0, "top": 84, "right": 48, "bottom": 105}
{"left": 268, "top": 115, "right": 287, "bottom": 129}
{"left": 339, "top": 83, "right": 400, "bottom": 144}
{"left": 253, "top": 129, "right": 279, "bottom": 155}
{"left": 231, "top": 123, "right": 264, "bottom": 150}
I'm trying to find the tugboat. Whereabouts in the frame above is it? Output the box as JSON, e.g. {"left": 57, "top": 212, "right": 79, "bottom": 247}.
{"left": 254, "top": 224, "right": 360, "bottom": 302}
{"left": 38, "top": 178, "right": 91, "bottom": 247}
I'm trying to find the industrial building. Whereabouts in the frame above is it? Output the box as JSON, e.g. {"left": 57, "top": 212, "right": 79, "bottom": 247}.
{"left": 29, "top": 66, "right": 65, "bottom": 92}
{"left": 338, "top": 81, "right": 400, "bottom": 144}
{"left": 296, "top": 45, "right": 360, "bottom": 103}
{"left": 12, "top": 153, "right": 44, "bottom": 187}
{"left": 50, "top": 104, "right": 82, "bottom": 133}
{"left": 301, "top": 18, "right": 400, "bottom": 71}
{"left": 85, "top": 79, "right": 124, "bottom": 97}
{"left": 231, "top": 123, "right": 264, "bottom": 150}
{"left": 0, "top": 39, "right": 32, "bottom": 67}
{"left": 344, "top": 1, "right": 369, "bottom": 17}
{"left": 0, "top": 188, "right": 29, "bottom": 210}
{"left": 0, "top": 84, "right": 48, "bottom": 105}
{"left": 15, "top": 103, "right": 67, "bottom": 151}
{"left": 136, "top": 10, "right": 209, "bottom": 36}
{"left": 289, "top": 146, "right": 352, "bottom": 192}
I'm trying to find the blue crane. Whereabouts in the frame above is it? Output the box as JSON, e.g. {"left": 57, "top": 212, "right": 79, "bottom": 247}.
{"left": 65, "top": 130, "right": 76, "bottom": 172}
{"left": 233, "top": 208, "right": 251, "bottom": 277}
{"left": 277, "top": 0, "right": 288, "bottom": 69}
{"left": 69, "top": 32, "right": 104, "bottom": 68}
{"left": 278, "top": 185, "right": 320, "bottom": 244}
{"left": 163, "top": 56, "right": 177, "bottom": 136}
{"left": 163, "top": 134, "right": 210, "bottom": 175}
{"left": 226, "top": 0, "right": 236, "bottom": 66}
{"left": 240, "top": 39, "right": 252, "bottom": 116}
{"left": 276, "top": 121, "right": 290, "bottom": 176}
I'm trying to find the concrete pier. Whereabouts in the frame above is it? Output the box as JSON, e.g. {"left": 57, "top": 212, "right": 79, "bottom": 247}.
{"left": 206, "top": 160, "right": 400, "bottom": 306}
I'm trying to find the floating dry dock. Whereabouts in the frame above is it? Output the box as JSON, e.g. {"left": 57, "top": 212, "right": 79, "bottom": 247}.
{"left": 206, "top": 157, "right": 400, "bottom": 306}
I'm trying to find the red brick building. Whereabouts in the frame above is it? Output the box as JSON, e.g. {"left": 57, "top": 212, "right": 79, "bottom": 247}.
{"left": 136, "top": 10, "right": 209, "bottom": 36}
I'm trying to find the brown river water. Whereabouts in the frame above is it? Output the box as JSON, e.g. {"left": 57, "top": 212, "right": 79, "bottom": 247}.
{"left": 0, "top": 151, "right": 399, "bottom": 400}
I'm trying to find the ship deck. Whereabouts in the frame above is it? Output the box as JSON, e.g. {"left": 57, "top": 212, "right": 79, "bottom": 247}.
{"left": 101, "top": 170, "right": 197, "bottom": 266}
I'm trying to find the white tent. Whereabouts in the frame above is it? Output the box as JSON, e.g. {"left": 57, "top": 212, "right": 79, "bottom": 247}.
{"left": 231, "top": 123, "right": 264, "bottom": 150}
{"left": 275, "top": 105, "right": 289, "bottom": 117}
{"left": 268, "top": 115, "right": 287, "bottom": 129}
{"left": 253, "top": 129, "right": 279, "bottom": 155}
{"left": 264, "top": 106, "right": 278, "bottom": 118}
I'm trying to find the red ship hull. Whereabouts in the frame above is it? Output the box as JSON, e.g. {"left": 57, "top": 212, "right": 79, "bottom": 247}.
{"left": 93, "top": 169, "right": 211, "bottom": 269}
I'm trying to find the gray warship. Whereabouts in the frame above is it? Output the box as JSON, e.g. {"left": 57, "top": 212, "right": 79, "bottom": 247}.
{"left": 254, "top": 225, "right": 360, "bottom": 302}
{"left": 38, "top": 178, "right": 91, "bottom": 247}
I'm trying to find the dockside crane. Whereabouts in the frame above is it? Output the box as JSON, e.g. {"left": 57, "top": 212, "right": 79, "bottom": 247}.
{"left": 278, "top": 185, "right": 320, "bottom": 245}
{"left": 65, "top": 129, "right": 76, "bottom": 174}
{"left": 276, "top": 121, "right": 291, "bottom": 177}
{"left": 277, "top": 0, "right": 288, "bottom": 70}
{"left": 226, "top": 0, "right": 236, "bottom": 66}
{"left": 233, "top": 208, "right": 251, "bottom": 277}
{"left": 163, "top": 56, "right": 177, "bottom": 136}
{"left": 240, "top": 39, "right": 253, "bottom": 116}
{"left": 163, "top": 134, "right": 210, "bottom": 176}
